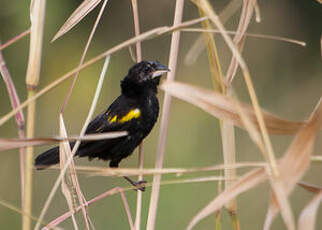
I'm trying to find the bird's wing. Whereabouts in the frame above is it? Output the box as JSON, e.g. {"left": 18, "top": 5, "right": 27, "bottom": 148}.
{"left": 85, "top": 95, "right": 141, "bottom": 135}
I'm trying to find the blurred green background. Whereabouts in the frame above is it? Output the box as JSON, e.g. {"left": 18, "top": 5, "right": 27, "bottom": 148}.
{"left": 0, "top": 0, "right": 321, "bottom": 229}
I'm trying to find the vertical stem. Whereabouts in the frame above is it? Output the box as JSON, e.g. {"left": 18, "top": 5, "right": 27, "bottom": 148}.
{"left": 130, "top": 0, "right": 143, "bottom": 228}
{"left": 146, "top": 1, "right": 184, "bottom": 229}
{"left": 0, "top": 47, "right": 26, "bottom": 227}
{"left": 23, "top": 90, "right": 36, "bottom": 230}
{"left": 24, "top": 0, "right": 46, "bottom": 228}
{"left": 131, "top": 0, "right": 142, "bottom": 62}
{"left": 134, "top": 144, "right": 143, "bottom": 230}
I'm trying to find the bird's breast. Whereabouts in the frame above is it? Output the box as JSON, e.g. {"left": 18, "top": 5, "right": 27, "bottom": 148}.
{"left": 139, "top": 94, "right": 159, "bottom": 133}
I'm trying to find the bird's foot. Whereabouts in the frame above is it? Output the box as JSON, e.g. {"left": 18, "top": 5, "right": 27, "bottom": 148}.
{"left": 124, "top": 176, "right": 147, "bottom": 192}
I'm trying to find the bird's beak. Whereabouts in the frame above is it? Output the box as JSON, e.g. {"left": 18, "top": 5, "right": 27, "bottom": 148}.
{"left": 152, "top": 63, "right": 170, "bottom": 78}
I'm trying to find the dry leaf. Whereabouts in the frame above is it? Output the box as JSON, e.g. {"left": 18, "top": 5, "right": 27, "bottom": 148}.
{"left": 298, "top": 182, "right": 322, "bottom": 194}
{"left": 58, "top": 116, "right": 80, "bottom": 229}
{"left": 187, "top": 168, "right": 267, "bottom": 230}
{"left": 298, "top": 191, "right": 322, "bottom": 230}
{"left": 52, "top": 0, "right": 102, "bottom": 41}
{"left": 225, "top": 0, "right": 254, "bottom": 84}
{"left": 264, "top": 98, "right": 322, "bottom": 230}
{"left": 160, "top": 81, "right": 305, "bottom": 135}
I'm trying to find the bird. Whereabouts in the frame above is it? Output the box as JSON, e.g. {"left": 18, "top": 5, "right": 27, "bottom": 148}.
{"left": 35, "top": 61, "right": 169, "bottom": 191}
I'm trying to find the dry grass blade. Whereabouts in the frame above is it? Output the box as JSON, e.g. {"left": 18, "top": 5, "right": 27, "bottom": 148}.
{"left": 52, "top": 0, "right": 102, "bottom": 42}
{"left": 59, "top": 116, "right": 80, "bottom": 229}
{"left": 187, "top": 168, "right": 267, "bottom": 230}
{"left": 0, "top": 132, "right": 127, "bottom": 152}
{"left": 298, "top": 182, "right": 322, "bottom": 194}
{"left": 182, "top": 28, "right": 306, "bottom": 47}
{"left": 298, "top": 191, "right": 322, "bottom": 230}
{"left": 160, "top": 81, "right": 305, "bottom": 135}
{"left": 225, "top": 0, "right": 254, "bottom": 85}
{"left": 264, "top": 98, "right": 322, "bottom": 230}
{"left": 59, "top": 115, "right": 90, "bottom": 230}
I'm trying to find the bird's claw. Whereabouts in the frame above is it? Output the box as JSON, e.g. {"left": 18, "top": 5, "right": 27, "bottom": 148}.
{"left": 131, "top": 180, "right": 147, "bottom": 192}
{"left": 124, "top": 176, "right": 147, "bottom": 192}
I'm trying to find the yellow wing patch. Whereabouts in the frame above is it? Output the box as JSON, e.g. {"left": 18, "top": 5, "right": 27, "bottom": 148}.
{"left": 108, "top": 115, "right": 117, "bottom": 123}
{"left": 107, "top": 109, "right": 141, "bottom": 124}
{"left": 119, "top": 109, "right": 141, "bottom": 123}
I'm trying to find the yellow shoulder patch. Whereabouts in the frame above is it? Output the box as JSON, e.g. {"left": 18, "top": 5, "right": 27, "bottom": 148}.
{"left": 108, "top": 115, "right": 117, "bottom": 123}
{"left": 119, "top": 109, "right": 141, "bottom": 123}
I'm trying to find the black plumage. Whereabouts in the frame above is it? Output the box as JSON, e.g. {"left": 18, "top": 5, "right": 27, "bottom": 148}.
{"left": 35, "top": 61, "right": 169, "bottom": 190}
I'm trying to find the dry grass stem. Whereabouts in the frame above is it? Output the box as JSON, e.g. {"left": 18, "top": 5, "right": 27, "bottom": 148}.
{"left": 119, "top": 190, "right": 135, "bottom": 230}
{"left": 0, "top": 29, "right": 30, "bottom": 51}
{"left": 129, "top": 1, "right": 144, "bottom": 228}
{"left": 0, "top": 200, "right": 56, "bottom": 229}
{"left": 0, "top": 47, "right": 26, "bottom": 224}
{"left": 147, "top": 1, "right": 185, "bottom": 229}
{"left": 0, "top": 132, "right": 127, "bottom": 152}
{"left": 71, "top": 161, "right": 266, "bottom": 177}
{"left": 24, "top": 1, "right": 46, "bottom": 228}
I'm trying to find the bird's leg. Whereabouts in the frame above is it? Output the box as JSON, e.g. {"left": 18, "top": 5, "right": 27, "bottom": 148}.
{"left": 123, "top": 176, "right": 146, "bottom": 192}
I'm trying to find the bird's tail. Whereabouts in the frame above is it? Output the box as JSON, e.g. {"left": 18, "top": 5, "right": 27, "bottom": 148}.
{"left": 34, "top": 146, "right": 60, "bottom": 170}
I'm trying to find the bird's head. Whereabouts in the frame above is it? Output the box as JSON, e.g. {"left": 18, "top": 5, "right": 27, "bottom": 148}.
{"left": 121, "top": 61, "right": 170, "bottom": 96}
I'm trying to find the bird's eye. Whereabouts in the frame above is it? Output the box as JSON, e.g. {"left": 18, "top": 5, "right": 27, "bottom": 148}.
{"left": 144, "top": 66, "right": 150, "bottom": 73}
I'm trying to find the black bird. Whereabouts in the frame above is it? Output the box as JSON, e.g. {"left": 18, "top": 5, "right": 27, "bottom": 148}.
{"left": 35, "top": 61, "right": 169, "bottom": 191}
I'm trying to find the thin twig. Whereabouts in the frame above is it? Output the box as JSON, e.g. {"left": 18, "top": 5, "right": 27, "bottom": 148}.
{"left": 0, "top": 29, "right": 30, "bottom": 51}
